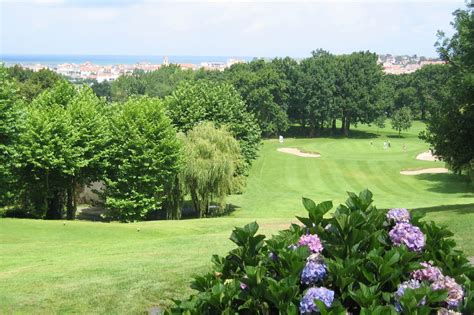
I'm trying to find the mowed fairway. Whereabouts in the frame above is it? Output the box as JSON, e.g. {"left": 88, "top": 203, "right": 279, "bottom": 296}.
{"left": 229, "top": 121, "right": 474, "bottom": 218}
{"left": 1, "top": 122, "right": 473, "bottom": 313}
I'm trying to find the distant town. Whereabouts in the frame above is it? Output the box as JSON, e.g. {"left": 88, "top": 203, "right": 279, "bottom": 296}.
{"left": 3, "top": 54, "right": 444, "bottom": 83}
{"left": 377, "top": 54, "right": 444, "bottom": 75}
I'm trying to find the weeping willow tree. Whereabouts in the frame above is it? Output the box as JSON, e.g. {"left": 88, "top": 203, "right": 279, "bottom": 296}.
{"left": 181, "top": 122, "right": 244, "bottom": 218}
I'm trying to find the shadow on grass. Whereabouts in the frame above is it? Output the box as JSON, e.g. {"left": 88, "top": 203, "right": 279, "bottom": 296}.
{"left": 412, "top": 173, "right": 473, "bottom": 195}
{"left": 284, "top": 125, "right": 379, "bottom": 139}
{"left": 409, "top": 203, "right": 474, "bottom": 215}
{"left": 75, "top": 202, "right": 241, "bottom": 222}
{"left": 179, "top": 202, "right": 240, "bottom": 220}
{"left": 387, "top": 135, "right": 405, "bottom": 139}
{"left": 77, "top": 206, "right": 109, "bottom": 222}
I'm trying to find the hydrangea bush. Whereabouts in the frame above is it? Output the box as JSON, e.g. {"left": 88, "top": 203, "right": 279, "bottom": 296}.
{"left": 166, "top": 190, "right": 474, "bottom": 314}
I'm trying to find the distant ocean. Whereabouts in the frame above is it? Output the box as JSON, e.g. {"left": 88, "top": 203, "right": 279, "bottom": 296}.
{"left": 0, "top": 54, "right": 257, "bottom": 66}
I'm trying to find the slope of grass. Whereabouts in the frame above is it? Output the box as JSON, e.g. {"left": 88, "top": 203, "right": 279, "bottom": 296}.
{"left": 228, "top": 121, "right": 474, "bottom": 218}
{"left": 1, "top": 121, "right": 473, "bottom": 313}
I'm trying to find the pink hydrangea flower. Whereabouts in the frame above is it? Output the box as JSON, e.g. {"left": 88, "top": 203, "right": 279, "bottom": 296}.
{"left": 431, "top": 276, "right": 464, "bottom": 308}
{"left": 411, "top": 262, "right": 443, "bottom": 282}
{"left": 298, "top": 234, "right": 323, "bottom": 253}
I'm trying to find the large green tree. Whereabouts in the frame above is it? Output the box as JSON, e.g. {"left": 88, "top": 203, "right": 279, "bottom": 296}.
{"left": 391, "top": 107, "right": 413, "bottom": 136}
{"left": 336, "top": 52, "right": 385, "bottom": 136}
{"left": 270, "top": 57, "right": 303, "bottom": 128}
{"left": 412, "top": 64, "right": 451, "bottom": 120}
{"left": 0, "top": 67, "right": 20, "bottom": 206}
{"left": 15, "top": 81, "right": 109, "bottom": 219}
{"left": 7, "top": 65, "right": 62, "bottom": 102}
{"left": 165, "top": 80, "right": 261, "bottom": 166}
{"left": 298, "top": 50, "right": 339, "bottom": 136}
{"left": 180, "top": 122, "right": 243, "bottom": 218}
{"left": 423, "top": 4, "right": 474, "bottom": 176}
{"left": 110, "top": 65, "right": 194, "bottom": 102}
{"left": 103, "top": 96, "right": 183, "bottom": 222}
{"left": 225, "top": 60, "right": 289, "bottom": 136}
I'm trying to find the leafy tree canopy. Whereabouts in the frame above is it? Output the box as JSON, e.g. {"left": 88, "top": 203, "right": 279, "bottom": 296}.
{"left": 165, "top": 80, "right": 261, "bottom": 166}
{"left": 422, "top": 4, "right": 474, "bottom": 176}
{"left": 103, "top": 96, "right": 183, "bottom": 222}
{"left": 391, "top": 107, "right": 413, "bottom": 136}
{"left": 180, "top": 122, "right": 244, "bottom": 217}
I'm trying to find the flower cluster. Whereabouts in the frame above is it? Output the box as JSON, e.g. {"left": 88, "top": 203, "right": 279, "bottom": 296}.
{"left": 395, "top": 279, "right": 422, "bottom": 299}
{"left": 389, "top": 223, "right": 425, "bottom": 252}
{"left": 300, "top": 287, "right": 334, "bottom": 314}
{"left": 394, "top": 279, "right": 425, "bottom": 311}
{"left": 298, "top": 234, "right": 323, "bottom": 253}
{"left": 411, "top": 262, "right": 443, "bottom": 282}
{"left": 386, "top": 208, "right": 411, "bottom": 223}
{"left": 431, "top": 276, "right": 464, "bottom": 308}
{"left": 407, "top": 262, "right": 464, "bottom": 308}
{"left": 301, "top": 260, "right": 327, "bottom": 285}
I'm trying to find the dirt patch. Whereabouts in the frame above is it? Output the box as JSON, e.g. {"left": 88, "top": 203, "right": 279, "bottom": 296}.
{"left": 277, "top": 147, "right": 321, "bottom": 158}
{"left": 400, "top": 168, "right": 449, "bottom": 175}
{"left": 416, "top": 151, "right": 440, "bottom": 161}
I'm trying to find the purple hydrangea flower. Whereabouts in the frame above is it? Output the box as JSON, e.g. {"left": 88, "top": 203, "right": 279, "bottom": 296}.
{"left": 394, "top": 279, "right": 424, "bottom": 311}
{"left": 298, "top": 234, "right": 324, "bottom": 253}
{"left": 431, "top": 276, "right": 464, "bottom": 308}
{"left": 411, "top": 262, "right": 443, "bottom": 282}
{"left": 395, "top": 279, "right": 422, "bottom": 299}
{"left": 389, "top": 223, "right": 425, "bottom": 252}
{"left": 300, "top": 287, "right": 334, "bottom": 314}
{"left": 301, "top": 261, "right": 327, "bottom": 284}
{"left": 268, "top": 252, "right": 278, "bottom": 261}
{"left": 387, "top": 208, "right": 411, "bottom": 223}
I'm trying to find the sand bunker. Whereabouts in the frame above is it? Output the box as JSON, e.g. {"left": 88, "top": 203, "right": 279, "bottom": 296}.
{"left": 400, "top": 168, "right": 449, "bottom": 175}
{"left": 277, "top": 147, "right": 321, "bottom": 158}
{"left": 416, "top": 151, "right": 440, "bottom": 161}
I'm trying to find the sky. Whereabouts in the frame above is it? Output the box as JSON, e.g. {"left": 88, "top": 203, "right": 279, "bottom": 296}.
{"left": 0, "top": 0, "right": 466, "bottom": 58}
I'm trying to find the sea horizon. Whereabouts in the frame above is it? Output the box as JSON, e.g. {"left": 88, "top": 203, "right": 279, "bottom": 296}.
{"left": 0, "top": 54, "right": 260, "bottom": 67}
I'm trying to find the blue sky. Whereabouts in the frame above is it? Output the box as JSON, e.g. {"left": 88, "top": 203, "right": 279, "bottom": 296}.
{"left": 0, "top": 0, "right": 465, "bottom": 58}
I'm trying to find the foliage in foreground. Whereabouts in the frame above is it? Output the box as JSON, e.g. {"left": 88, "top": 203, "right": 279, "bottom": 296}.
{"left": 168, "top": 190, "right": 474, "bottom": 314}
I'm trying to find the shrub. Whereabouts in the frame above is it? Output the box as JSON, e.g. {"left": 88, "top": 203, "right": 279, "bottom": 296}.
{"left": 167, "top": 190, "right": 474, "bottom": 314}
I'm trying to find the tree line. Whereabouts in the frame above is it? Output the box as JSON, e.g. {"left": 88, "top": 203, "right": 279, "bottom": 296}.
{"left": 82, "top": 52, "right": 452, "bottom": 139}
{"left": 0, "top": 69, "right": 260, "bottom": 221}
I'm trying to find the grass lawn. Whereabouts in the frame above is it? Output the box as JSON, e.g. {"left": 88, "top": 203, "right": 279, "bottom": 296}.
{"left": 1, "top": 121, "right": 473, "bottom": 313}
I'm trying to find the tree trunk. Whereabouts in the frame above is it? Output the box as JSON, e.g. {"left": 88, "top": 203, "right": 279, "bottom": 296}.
{"left": 331, "top": 119, "right": 336, "bottom": 135}
{"left": 309, "top": 125, "right": 315, "bottom": 137}
{"left": 66, "top": 177, "right": 78, "bottom": 220}
{"left": 340, "top": 114, "right": 346, "bottom": 134}
{"left": 190, "top": 189, "right": 201, "bottom": 218}
{"left": 45, "top": 190, "right": 63, "bottom": 220}
{"left": 344, "top": 118, "right": 351, "bottom": 137}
